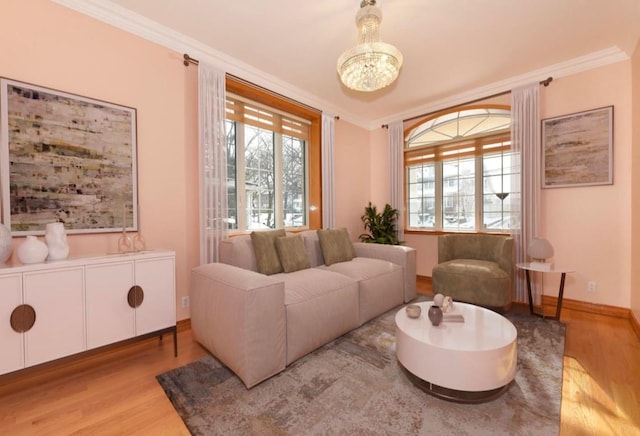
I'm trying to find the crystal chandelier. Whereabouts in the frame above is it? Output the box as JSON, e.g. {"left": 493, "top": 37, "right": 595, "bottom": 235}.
{"left": 337, "top": 0, "right": 403, "bottom": 92}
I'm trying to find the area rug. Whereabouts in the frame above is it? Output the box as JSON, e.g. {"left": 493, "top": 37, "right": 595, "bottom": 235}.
{"left": 157, "top": 301, "right": 565, "bottom": 436}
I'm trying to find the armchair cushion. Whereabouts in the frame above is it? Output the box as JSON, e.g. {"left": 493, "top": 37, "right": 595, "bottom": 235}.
{"left": 433, "top": 234, "right": 513, "bottom": 309}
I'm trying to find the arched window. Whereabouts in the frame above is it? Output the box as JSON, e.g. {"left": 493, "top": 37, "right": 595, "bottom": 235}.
{"left": 404, "top": 105, "right": 519, "bottom": 232}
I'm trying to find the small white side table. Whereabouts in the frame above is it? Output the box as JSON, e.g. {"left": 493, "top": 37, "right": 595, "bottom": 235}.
{"left": 516, "top": 262, "right": 575, "bottom": 320}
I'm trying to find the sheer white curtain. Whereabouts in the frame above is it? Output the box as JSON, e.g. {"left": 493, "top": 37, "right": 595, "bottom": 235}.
{"left": 511, "top": 83, "right": 541, "bottom": 302}
{"left": 388, "top": 121, "right": 405, "bottom": 242}
{"left": 321, "top": 113, "right": 335, "bottom": 229}
{"left": 198, "top": 63, "right": 228, "bottom": 264}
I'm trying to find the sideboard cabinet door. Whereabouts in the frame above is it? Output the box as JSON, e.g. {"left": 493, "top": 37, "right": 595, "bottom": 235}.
{"left": 85, "top": 261, "right": 136, "bottom": 350}
{"left": 134, "top": 256, "right": 176, "bottom": 336}
{"left": 23, "top": 267, "right": 85, "bottom": 367}
{"left": 0, "top": 274, "right": 24, "bottom": 374}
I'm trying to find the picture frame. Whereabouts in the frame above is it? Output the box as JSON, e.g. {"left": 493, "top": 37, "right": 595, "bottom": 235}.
{"left": 0, "top": 78, "right": 138, "bottom": 235}
{"left": 541, "top": 106, "right": 613, "bottom": 189}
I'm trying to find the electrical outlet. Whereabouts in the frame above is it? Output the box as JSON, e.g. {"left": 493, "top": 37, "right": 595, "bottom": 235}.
{"left": 587, "top": 281, "right": 596, "bottom": 292}
{"left": 181, "top": 296, "right": 190, "bottom": 308}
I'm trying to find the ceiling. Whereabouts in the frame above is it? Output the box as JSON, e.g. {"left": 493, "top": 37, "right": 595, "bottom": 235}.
{"left": 57, "top": 0, "right": 640, "bottom": 129}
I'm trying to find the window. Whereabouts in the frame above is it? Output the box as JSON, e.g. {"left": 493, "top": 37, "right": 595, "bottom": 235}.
{"left": 405, "top": 106, "right": 519, "bottom": 232}
{"left": 225, "top": 78, "right": 321, "bottom": 232}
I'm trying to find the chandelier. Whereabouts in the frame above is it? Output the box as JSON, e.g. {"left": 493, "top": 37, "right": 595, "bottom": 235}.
{"left": 337, "top": 0, "right": 403, "bottom": 92}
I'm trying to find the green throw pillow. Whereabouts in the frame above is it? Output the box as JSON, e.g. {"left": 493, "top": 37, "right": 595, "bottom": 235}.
{"left": 317, "top": 228, "right": 355, "bottom": 266}
{"left": 251, "top": 229, "right": 286, "bottom": 275}
{"left": 275, "top": 235, "right": 311, "bottom": 273}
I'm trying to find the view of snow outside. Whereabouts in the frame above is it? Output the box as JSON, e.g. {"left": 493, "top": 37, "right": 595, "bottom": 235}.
{"left": 408, "top": 151, "right": 520, "bottom": 231}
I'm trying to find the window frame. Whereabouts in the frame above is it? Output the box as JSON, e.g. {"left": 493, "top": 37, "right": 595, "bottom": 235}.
{"left": 404, "top": 104, "right": 515, "bottom": 235}
{"left": 225, "top": 77, "right": 322, "bottom": 233}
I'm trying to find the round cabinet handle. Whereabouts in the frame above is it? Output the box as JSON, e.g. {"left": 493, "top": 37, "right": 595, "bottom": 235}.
{"left": 127, "top": 285, "right": 144, "bottom": 308}
{"left": 10, "top": 304, "right": 36, "bottom": 333}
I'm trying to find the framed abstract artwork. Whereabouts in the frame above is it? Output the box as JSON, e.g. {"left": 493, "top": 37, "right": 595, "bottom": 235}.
{"left": 0, "top": 78, "right": 138, "bottom": 234}
{"left": 541, "top": 106, "right": 613, "bottom": 189}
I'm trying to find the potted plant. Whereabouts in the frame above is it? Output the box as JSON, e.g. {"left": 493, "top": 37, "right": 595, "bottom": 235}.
{"left": 359, "top": 202, "right": 401, "bottom": 245}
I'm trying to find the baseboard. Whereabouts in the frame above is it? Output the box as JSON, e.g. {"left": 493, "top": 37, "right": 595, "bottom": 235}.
{"left": 177, "top": 318, "right": 191, "bottom": 332}
{"left": 630, "top": 310, "right": 640, "bottom": 340}
{"left": 541, "top": 295, "right": 628, "bottom": 319}
{"left": 542, "top": 295, "right": 640, "bottom": 340}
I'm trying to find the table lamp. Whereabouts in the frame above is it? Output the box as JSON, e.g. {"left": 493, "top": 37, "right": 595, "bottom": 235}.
{"left": 527, "top": 237, "right": 554, "bottom": 270}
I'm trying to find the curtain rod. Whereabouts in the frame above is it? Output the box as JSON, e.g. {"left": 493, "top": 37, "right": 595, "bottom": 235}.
{"left": 183, "top": 53, "right": 198, "bottom": 66}
{"left": 182, "top": 53, "right": 330, "bottom": 116}
{"left": 381, "top": 76, "right": 553, "bottom": 129}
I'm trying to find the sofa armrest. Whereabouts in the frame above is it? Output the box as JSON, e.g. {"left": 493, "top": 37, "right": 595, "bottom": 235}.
{"left": 353, "top": 242, "right": 417, "bottom": 302}
{"left": 190, "top": 263, "right": 286, "bottom": 388}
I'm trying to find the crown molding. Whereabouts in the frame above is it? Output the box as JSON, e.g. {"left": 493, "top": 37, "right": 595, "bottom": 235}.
{"left": 373, "top": 46, "right": 629, "bottom": 130}
{"left": 51, "top": 0, "right": 367, "bottom": 127}
{"left": 52, "top": 1, "right": 629, "bottom": 131}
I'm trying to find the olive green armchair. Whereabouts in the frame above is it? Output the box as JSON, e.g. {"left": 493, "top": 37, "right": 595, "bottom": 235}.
{"left": 432, "top": 234, "right": 514, "bottom": 310}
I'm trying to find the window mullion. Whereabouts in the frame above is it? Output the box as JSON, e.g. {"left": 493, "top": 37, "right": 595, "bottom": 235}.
{"left": 435, "top": 161, "right": 443, "bottom": 231}
{"left": 274, "top": 132, "right": 283, "bottom": 228}
{"left": 476, "top": 152, "right": 483, "bottom": 231}
{"left": 236, "top": 123, "right": 247, "bottom": 231}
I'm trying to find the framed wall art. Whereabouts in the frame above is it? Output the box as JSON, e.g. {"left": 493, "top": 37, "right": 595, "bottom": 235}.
{"left": 0, "top": 78, "right": 138, "bottom": 235}
{"left": 541, "top": 106, "right": 613, "bottom": 189}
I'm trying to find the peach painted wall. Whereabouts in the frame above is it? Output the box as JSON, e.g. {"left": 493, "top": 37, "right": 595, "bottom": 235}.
{"left": 333, "top": 120, "right": 371, "bottom": 239}
{"left": 540, "top": 61, "right": 632, "bottom": 308}
{"left": 368, "top": 127, "right": 390, "bottom": 207}
{"left": 1, "top": 0, "right": 199, "bottom": 320}
{"left": 631, "top": 41, "right": 640, "bottom": 322}
{"left": 368, "top": 62, "right": 636, "bottom": 309}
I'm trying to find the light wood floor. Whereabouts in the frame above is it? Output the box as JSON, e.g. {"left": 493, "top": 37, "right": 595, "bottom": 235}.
{"left": 1, "top": 283, "right": 639, "bottom": 435}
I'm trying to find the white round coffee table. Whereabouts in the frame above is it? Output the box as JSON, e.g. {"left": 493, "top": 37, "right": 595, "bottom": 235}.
{"left": 395, "top": 301, "right": 517, "bottom": 403}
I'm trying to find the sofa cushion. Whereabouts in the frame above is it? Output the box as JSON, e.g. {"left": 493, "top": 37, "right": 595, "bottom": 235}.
{"left": 274, "top": 268, "right": 359, "bottom": 364}
{"left": 317, "top": 228, "right": 355, "bottom": 266}
{"left": 275, "top": 235, "right": 310, "bottom": 273}
{"left": 251, "top": 229, "right": 286, "bottom": 275}
{"left": 321, "top": 257, "right": 404, "bottom": 324}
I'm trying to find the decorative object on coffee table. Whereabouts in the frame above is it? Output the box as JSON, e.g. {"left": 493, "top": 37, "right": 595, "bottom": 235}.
{"left": 428, "top": 304, "right": 443, "bottom": 326}
{"left": 405, "top": 304, "right": 421, "bottom": 318}
{"left": 441, "top": 295, "right": 453, "bottom": 312}
{"left": 433, "top": 293, "right": 444, "bottom": 306}
{"left": 17, "top": 235, "right": 48, "bottom": 264}
{"left": 0, "top": 223, "right": 12, "bottom": 263}
{"left": 45, "top": 222, "right": 69, "bottom": 260}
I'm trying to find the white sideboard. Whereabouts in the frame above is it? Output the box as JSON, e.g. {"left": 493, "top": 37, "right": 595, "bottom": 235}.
{"left": 0, "top": 249, "right": 176, "bottom": 376}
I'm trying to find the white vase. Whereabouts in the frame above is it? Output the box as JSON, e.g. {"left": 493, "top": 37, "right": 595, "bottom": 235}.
{"left": 17, "top": 235, "right": 49, "bottom": 264}
{"left": 0, "top": 223, "right": 12, "bottom": 264}
{"left": 45, "top": 222, "right": 70, "bottom": 260}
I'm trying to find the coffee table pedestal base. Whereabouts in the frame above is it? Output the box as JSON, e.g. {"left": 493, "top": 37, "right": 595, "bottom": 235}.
{"left": 401, "top": 365, "right": 512, "bottom": 404}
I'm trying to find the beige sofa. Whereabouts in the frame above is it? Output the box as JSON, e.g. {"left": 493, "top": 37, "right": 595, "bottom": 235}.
{"left": 190, "top": 229, "right": 416, "bottom": 388}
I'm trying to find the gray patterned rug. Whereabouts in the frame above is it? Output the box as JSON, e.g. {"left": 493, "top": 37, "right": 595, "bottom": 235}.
{"left": 157, "top": 301, "right": 565, "bottom": 435}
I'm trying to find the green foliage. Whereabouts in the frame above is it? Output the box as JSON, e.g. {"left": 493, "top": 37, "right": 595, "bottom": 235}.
{"left": 359, "top": 202, "right": 401, "bottom": 245}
